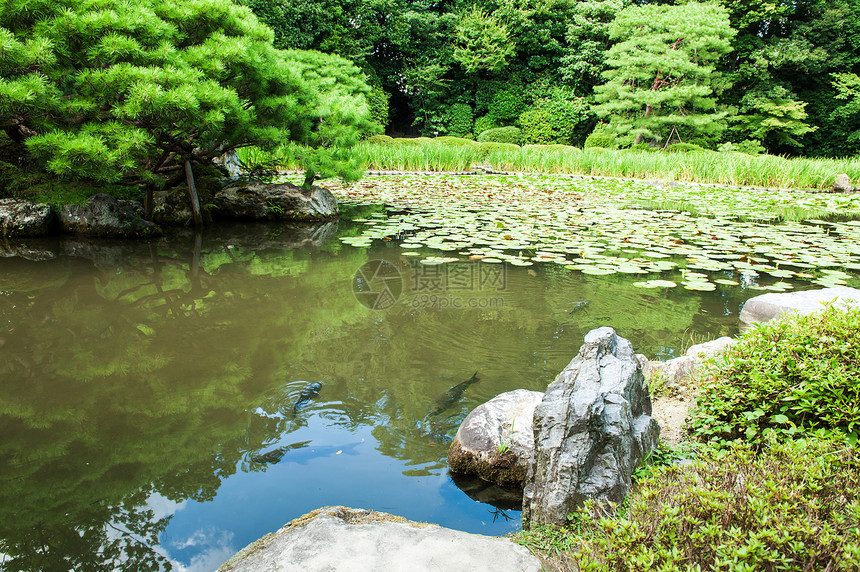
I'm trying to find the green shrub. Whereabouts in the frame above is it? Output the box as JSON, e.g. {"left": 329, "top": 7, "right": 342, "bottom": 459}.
{"left": 477, "top": 126, "right": 523, "bottom": 145}
{"left": 434, "top": 136, "right": 478, "bottom": 147}
{"left": 518, "top": 435, "right": 860, "bottom": 571}
{"left": 394, "top": 137, "right": 435, "bottom": 146}
{"left": 518, "top": 108, "right": 555, "bottom": 144}
{"left": 365, "top": 134, "right": 396, "bottom": 145}
{"left": 365, "top": 84, "right": 390, "bottom": 132}
{"left": 690, "top": 305, "right": 860, "bottom": 445}
{"left": 442, "top": 103, "right": 474, "bottom": 138}
{"left": 487, "top": 88, "right": 526, "bottom": 124}
{"left": 584, "top": 126, "right": 616, "bottom": 149}
{"left": 473, "top": 115, "right": 499, "bottom": 137}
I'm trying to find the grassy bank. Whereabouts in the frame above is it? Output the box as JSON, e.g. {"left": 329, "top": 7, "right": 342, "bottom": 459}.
{"left": 238, "top": 138, "right": 860, "bottom": 191}
{"left": 514, "top": 306, "right": 860, "bottom": 571}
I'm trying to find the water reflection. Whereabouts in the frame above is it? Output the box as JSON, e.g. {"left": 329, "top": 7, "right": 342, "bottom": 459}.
{"left": 0, "top": 221, "right": 753, "bottom": 570}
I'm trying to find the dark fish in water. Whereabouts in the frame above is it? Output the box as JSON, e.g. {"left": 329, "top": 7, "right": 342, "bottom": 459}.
{"left": 251, "top": 440, "right": 312, "bottom": 464}
{"left": 569, "top": 301, "right": 590, "bottom": 314}
{"left": 428, "top": 372, "right": 480, "bottom": 417}
{"left": 252, "top": 441, "right": 360, "bottom": 466}
{"left": 293, "top": 382, "right": 322, "bottom": 413}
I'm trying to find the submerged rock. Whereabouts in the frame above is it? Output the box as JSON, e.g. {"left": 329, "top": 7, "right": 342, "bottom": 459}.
{"left": 0, "top": 198, "right": 56, "bottom": 237}
{"left": 213, "top": 181, "right": 338, "bottom": 221}
{"left": 739, "top": 287, "right": 860, "bottom": 328}
{"left": 218, "top": 506, "right": 541, "bottom": 572}
{"left": 523, "top": 327, "right": 660, "bottom": 527}
{"left": 58, "top": 194, "right": 161, "bottom": 238}
{"left": 447, "top": 389, "right": 543, "bottom": 489}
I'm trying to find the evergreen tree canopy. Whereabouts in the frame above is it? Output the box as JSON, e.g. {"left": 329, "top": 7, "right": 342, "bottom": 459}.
{"left": 0, "top": 0, "right": 373, "bottom": 192}
{"left": 593, "top": 2, "right": 735, "bottom": 144}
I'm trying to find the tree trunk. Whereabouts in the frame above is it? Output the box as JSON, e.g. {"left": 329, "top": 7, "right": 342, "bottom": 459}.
{"left": 144, "top": 184, "right": 155, "bottom": 221}
{"left": 184, "top": 160, "right": 203, "bottom": 226}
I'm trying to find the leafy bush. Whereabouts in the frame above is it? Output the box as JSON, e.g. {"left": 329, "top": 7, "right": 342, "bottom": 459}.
{"left": 487, "top": 89, "right": 527, "bottom": 124}
{"left": 473, "top": 115, "right": 499, "bottom": 136}
{"left": 394, "top": 137, "right": 435, "bottom": 146}
{"left": 690, "top": 305, "right": 860, "bottom": 445}
{"left": 584, "top": 126, "right": 617, "bottom": 149}
{"left": 477, "top": 126, "right": 523, "bottom": 145}
{"left": 518, "top": 108, "right": 555, "bottom": 144}
{"left": 518, "top": 435, "right": 860, "bottom": 571}
{"left": 441, "top": 104, "right": 475, "bottom": 138}
{"left": 365, "top": 134, "right": 396, "bottom": 145}
{"left": 365, "top": 84, "right": 391, "bottom": 132}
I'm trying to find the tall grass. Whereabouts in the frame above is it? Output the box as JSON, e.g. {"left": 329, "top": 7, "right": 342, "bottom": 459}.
{"left": 239, "top": 138, "right": 860, "bottom": 191}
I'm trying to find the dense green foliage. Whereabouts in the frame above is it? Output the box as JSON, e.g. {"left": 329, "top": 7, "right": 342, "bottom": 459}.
{"left": 691, "top": 305, "right": 860, "bottom": 445}
{"left": 517, "top": 435, "right": 860, "bottom": 571}
{"left": 241, "top": 0, "right": 860, "bottom": 156}
{"left": 0, "top": 0, "right": 373, "bottom": 200}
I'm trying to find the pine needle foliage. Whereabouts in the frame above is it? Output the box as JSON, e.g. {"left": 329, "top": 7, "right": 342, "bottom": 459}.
{"left": 0, "top": 0, "right": 373, "bottom": 195}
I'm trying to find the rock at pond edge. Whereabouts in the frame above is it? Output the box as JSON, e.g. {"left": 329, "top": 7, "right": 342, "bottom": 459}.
{"left": 217, "top": 506, "right": 542, "bottom": 572}
{"left": 739, "top": 287, "right": 860, "bottom": 328}
{"left": 448, "top": 389, "right": 544, "bottom": 489}
{"left": 213, "top": 181, "right": 338, "bottom": 221}
{"left": 523, "top": 327, "right": 660, "bottom": 527}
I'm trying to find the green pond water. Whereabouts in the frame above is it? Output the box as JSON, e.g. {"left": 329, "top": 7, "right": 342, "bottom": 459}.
{"left": 0, "top": 216, "right": 825, "bottom": 571}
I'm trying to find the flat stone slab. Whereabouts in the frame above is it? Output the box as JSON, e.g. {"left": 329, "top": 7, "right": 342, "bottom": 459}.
{"left": 218, "top": 506, "right": 541, "bottom": 572}
{"left": 739, "top": 287, "right": 860, "bottom": 328}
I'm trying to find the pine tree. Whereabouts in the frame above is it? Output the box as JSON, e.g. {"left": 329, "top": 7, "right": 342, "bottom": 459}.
{"left": 593, "top": 2, "right": 735, "bottom": 145}
{"left": 0, "top": 0, "right": 373, "bottom": 209}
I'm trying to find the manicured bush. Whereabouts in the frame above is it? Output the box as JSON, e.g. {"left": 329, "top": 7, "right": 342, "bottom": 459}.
{"left": 473, "top": 115, "right": 499, "bottom": 137}
{"left": 518, "top": 435, "right": 860, "bottom": 571}
{"left": 477, "top": 126, "right": 523, "bottom": 145}
{"left": 434, "top": 136, "right": 478, "bottom": 147}
{"left": 690, "top": 305, "right": 860, "bottom": 445}
{"left": 394, "top": 137, "right": 435, "bottom": 146}
{"left": 442, "top": 103, "right": 475, "bottom": 138}
{"left": 584, "top": 127, "right": 617, "bottom": 149}
{"left": 518, "top": 108, "right": 555, "bottom": 144}
{"left": 365, "top": 134, "right": 396, "bottom": 145}
{"left": 487, "top": 88, "right": 527, "bottom": 124}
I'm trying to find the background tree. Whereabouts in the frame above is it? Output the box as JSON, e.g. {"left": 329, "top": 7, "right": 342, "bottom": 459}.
{"left": 0, "top": 0, "right": 374, "bottom": 209}
{"left": 593, "top": 2, "right": 736, "bottom": 146}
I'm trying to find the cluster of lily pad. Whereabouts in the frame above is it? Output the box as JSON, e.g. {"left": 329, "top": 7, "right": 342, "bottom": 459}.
{"left": 327, "top": 174, "right": 860, "bottom": 290}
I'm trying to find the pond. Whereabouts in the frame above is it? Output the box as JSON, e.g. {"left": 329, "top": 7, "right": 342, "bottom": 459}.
{"left": 2, "top": 174, "right": 857, "bottom": 571}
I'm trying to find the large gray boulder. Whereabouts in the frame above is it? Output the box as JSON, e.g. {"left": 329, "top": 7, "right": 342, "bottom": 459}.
{"left": 213, "top": 181, "right": 338, "bottom": 221}
{"left": 739, "top": 287, "right": 860, "bottom": 328}
{"left": 523, "top": 327, "right": 660, "bottom": 527}
{"left": 218, "top": 506, "right": 541, "bottom": 572}
{"left": 151, "top": 186, "right": 204, "bottom": 226}
{"left": 58, "top": 194, "right": 161, "bottom": 238}
{"left": 447, "top": 389, "right": 544, "bottom": 489}
{"left": 0, "top": 198, "right": 56, "bottom": 237}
